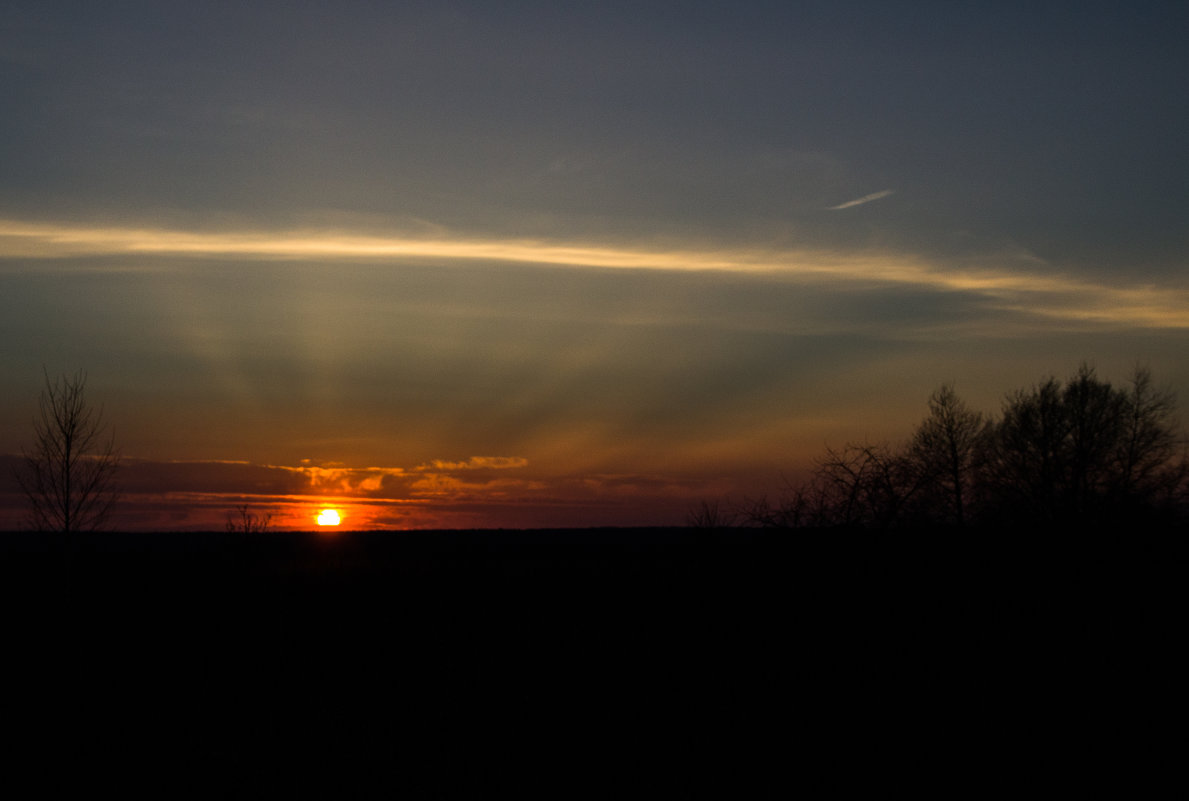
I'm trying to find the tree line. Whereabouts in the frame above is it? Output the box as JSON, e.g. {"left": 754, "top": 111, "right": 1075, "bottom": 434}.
{"left": 698, "top": 364, "right": 1188, "bottom": 530}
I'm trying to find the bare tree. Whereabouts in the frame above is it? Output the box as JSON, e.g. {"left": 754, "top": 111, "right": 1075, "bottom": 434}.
{"left": 979, "top": 376, "right": 1070, "bottom": 522}
{"left": 978, "top": 364, "right": 1187, "bottom": 524}
{"left": 739, "top": 443, "right": 927, "bottom": 530}
{"left": 226, "top": 504, "right": 273, "bottom": 534}
{"left": 909, "top": 384, "right": 987, "bottom": 527}
{"left": 686, "top": 498, "right": 737, "bottom": 528}
{"left": 1111, "top": 366, "right": 1187, "bottom": 515}
{"left": 795, "top": 442, "right": 927, "bottom": 529}
{"left": 17, "top": 369, "right": 121, "bottom": 532}
{"left": 736, "top": 487, "right": 827, "bottom": 528}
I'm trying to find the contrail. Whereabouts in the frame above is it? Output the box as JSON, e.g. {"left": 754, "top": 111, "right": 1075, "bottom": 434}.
{"left": 827, "top": 189, "right": 894, "bottom": 210}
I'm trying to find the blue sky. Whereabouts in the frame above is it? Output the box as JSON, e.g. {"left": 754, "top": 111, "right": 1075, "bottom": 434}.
{"left": 2, "top": 2, "right": 1187, "bottom": 528}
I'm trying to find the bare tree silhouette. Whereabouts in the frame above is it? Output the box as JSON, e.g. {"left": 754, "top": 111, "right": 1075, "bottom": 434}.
{"left": 16, "top": 369, "right": 121, "bottom": 532}
{"left": 979, "top": 375, "right": 1069, "bottom": 521}
{"left": 737, "top": 443, "right": 927, "bottom": 529}
{"left": 1111, "top": 366, "right": 1187, "bottom": 515}
{"left": 980, "top": 364, "right": 1187, "bottom": 523}
{"left": 909, "top": 384, "right": 987, "bottom": 527}
{"left": 226, "top": 504, "right": 273, "bottom": 534}
{"left": 686, "top": 498, "right": 738, "bottom": 528}
{"left": 817, "top": 442, "right": 928, "bottom": 529}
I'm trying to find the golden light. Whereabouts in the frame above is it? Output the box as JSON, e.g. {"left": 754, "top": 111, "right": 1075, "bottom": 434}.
{"left": 316, "top": 508, "right": 341, "bottom": 527}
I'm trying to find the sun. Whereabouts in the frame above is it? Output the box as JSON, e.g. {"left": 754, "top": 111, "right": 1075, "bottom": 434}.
{"left": 316, "top": 508, "right": 341, "bottom": 527}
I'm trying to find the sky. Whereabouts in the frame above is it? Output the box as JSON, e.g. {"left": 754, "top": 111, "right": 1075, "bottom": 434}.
{"left": 2, "top": 1, "right": 1187, "bottom": 530}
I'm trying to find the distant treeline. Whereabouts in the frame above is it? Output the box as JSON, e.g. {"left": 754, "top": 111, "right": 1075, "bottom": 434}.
{"left": 698, "top": 364, "right": 1188, "bottom": 530}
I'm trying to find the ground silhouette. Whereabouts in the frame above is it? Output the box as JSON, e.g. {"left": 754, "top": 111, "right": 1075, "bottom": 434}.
{"left": 2, "top": 524, "right": 1180, "bottom": 794}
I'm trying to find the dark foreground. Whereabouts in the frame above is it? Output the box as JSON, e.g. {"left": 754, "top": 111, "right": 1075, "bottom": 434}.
{"left": 2, "top": 526, "right": 1184, "bottom": 795}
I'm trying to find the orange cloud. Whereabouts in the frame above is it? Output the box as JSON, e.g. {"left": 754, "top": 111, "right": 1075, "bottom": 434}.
{"left": 417, "top": 456, "right": 529, "bottom": 471}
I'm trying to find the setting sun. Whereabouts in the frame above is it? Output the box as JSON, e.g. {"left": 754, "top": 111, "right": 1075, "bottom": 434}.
{"left": 316, "top": 508, "right": 341, "bottom": 526}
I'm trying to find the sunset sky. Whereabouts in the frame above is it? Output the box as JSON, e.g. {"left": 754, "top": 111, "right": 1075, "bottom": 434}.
{"left": 2, "top": 2, "right": 1187, "bottom": 530}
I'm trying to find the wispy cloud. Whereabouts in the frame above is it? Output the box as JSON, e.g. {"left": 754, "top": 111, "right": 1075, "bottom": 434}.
{"left": 827, "top": 189, "right": 895, "bottom": 210}
{"left": 2, "top": 218, "right": 1188, "bottom": 329}
{"left": 0, "top": 219, "right": 760, "bottom": 271}
{"left": 418, "top": 456, "right": 529, "bottom": 471}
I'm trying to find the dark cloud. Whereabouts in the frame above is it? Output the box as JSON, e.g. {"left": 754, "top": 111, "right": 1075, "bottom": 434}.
{"left": 119, "top": 460, "right": 307, "bottom": 497}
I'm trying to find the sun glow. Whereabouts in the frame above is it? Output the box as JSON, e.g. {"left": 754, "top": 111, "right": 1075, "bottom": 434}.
{"left": 316, "top": 508, "right": 341, "bottom": 526}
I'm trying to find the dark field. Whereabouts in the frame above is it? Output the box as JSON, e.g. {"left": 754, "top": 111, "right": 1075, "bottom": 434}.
{"left": 2, "top": 527, "right": 1183, "bottom": 794}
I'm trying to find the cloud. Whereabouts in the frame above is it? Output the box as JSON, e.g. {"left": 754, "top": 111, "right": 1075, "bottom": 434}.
{"left": 109, "top": 459, "right": 408, "bottom": 499}
{"left": 109, "top": 456, "right": 534, "bottom": 502}
{"left": 418, "top": 456, "right": 529, "bottom": 472}
{"left": 2, "top": 218, "right": 1188, "bottom": 330}
{"left": 827, "top": 189, "right": 895, "bottom": 210}
{"left": 1, "top": 453, "right": 688, "bottom": 529}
